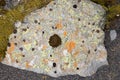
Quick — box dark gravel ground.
[0,18,120,80]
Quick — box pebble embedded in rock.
[110,30,117,41]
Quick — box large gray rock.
[2,0,108,77]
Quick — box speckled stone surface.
[0,19,120,79]
[0,0,120,80]
[2,0,108,77]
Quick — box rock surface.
[4,0,29,9]
[2,0,108,77]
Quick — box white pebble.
[15,21,21,28]
[63,50,68,56]
[110,30,117,41]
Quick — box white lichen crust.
[2,0,108,77]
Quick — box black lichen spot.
[49,8,53,11]
[92,29,95,32]
[32,48,35,51]
[22,28,27,32]
[50,55,52,57]
[23,39,26,42]
[49,34,62,48]
[52,26,57,29]
[52,26,54,29]
[82,40,84,43]
[53,62,56,67]
[14,43,17,46]
[88,22,90,25]
[78,18,81,21]
[42,31,45,34]
[78,0,81,3]
[96,30,100,33]
[13,29,17,34]
[14,36,16,38]
[88,50,90,54]
[73,4,77,8]
[22,55,25,57]
[76,67,79,70]
[38,22,40,25]
[34,20,38,23]
[54,71,57,74]
[16,60,18,63]
[54,26,57,29]
[92,22,95,25]
[19,47,23,51]
[7,42,11,47]
[54,2,56,5]
[94,49,97,52]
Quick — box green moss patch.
[91,0,120,28]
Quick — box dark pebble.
[53,62,56,67]
[13,29,17,34]
[73,4,77,8]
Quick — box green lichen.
[0,0,52,61]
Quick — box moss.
[107,4,120,20]
[91,0,120,29]
[0,0,6,6]
[91,0,118,7]
[0,0,53,61]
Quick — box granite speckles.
[2,0,108,77]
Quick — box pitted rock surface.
[2,0,108,77]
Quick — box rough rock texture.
[5,0,23,9]
[2,0,108,77]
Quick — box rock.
[2,0,108,77]
[4,0,23,9]
[15,21,22,28]
[110,30,117,41]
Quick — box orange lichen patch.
[43,59,48,64]
[56,22,63,29]
[7,42,15,54]
[63,31,67,36]
[97,51,106,59]
[75,28,79,35]
[54,58,58,62]
[42,45,47,50]
[65,41,76,52]
[73,62,78,68]
[73,51,80,57]
[25,62,32,68]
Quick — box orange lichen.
[25,62,32,68]
[63,31,67,36]
[7,42,15,54]
[73,51,80,57]
[42,45,47,50]
[73,62,78,67]
[56,22,63,29]
[65,41,76,52]
[43,59,48,64]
